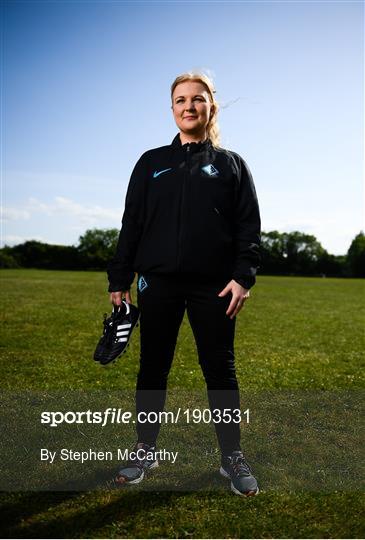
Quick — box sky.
[1,0,364,255]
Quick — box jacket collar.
[171,133,212,154]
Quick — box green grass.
[0,269,364,538]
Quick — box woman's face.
[172,81,213,138]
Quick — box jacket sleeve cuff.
[107,269,135,292]
[107,274,135,293]
[108,283,129,293]
[233,275,256,290]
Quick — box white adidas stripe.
[117,324,132,330]
[117,337,128,342]
[116,331,129,336]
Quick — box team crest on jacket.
[138,275,148,292]
[201,164,219,177]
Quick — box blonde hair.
[170,71,221,148]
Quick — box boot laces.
[232,455,251,477]
[101,313,115,347]
[101,306,125,346]
[128,444,152,470]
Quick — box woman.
[107,72,261,496]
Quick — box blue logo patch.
[153,168,172,178]
[138,275,148,292]
[202,164,219,177]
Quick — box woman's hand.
[109,290,133,306]
[218,279,250,319]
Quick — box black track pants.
[135,273,242,455]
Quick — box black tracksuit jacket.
[107,133,261,292]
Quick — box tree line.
[0,228,364,278]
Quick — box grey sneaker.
[114,442,159,485]
[220,450,259,496]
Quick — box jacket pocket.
[213,207,232,238]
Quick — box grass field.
[0,269,364,538]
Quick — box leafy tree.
[260,231,286,274]
[0,249,19,268]
[347,231,365,277]
[77,228,119,269]
[260,230,327,276]
[317,252,347,277]
[9,241,81,269]
[282,231,326,275]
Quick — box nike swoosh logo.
[153,168,172,178]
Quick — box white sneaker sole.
[220,466,259,497]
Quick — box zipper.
[177,144,191,270]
